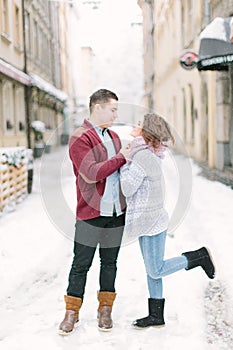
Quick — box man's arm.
[79,171,97,184]
[69,136,127,183]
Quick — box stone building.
[0,0,28,147]
[0,0,73,151]
[138,0,154,110]
[139,0,233,174]
[208,0,233,170]
[23,0,68,149]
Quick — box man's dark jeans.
[67,214,125,299]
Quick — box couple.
[58,89,215,335]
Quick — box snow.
[0,141,233,349]
[0,58,30,86]
[29,73,67,103]
[0,147,29,167]
[200,17,232,42]
[31,121,46,133]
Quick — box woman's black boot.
[132,298,165,329]
[182,247,215,279]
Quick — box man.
[59,89,129,335]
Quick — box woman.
[120,113,215,329]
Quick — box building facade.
[138,0,155,110]
[139,0,233,173]
[209,0,233,170]
[23,0,67,149]
[154,0,211,164]
[0,0,72,151]
[0,0,28,147]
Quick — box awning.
[29,73,68,102]
[197,17,233,71]
[0,58,30,85]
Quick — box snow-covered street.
[0,144,233,350]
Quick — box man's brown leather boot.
[97,291,116,331]
[58,295,82,335]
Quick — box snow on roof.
[200,16,233,42]
[0,59,68,102]
[29,73,68,102]
[0,58,30,86]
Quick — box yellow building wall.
[153,0,216,164]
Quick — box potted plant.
[31,120,45,158]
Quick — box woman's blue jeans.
[139,231,188,299]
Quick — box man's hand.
[119,144,131,159]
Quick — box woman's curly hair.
[141,113,175,150]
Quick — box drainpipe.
[22,0,31,149]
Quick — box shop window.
[6,119,13,130]
[3,82,14,133]
[19,121,25,131]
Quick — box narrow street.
[1,1,233,348]
[0,145,233,350]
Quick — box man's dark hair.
[89,89,118,113]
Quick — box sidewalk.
[197,161,233,189]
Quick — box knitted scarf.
[128,136,166,161]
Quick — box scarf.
[128,136,166,161]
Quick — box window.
[46,37,51,73]
[189,84,195,141]
[15,87,25,133]
[33,19,39,58]
[181,3,185,47]
[38,27,41,61]
[202,82,209,160]
[3,82,14,133]
[14,5,20,47]
[200,0,206,30]
[188,0,194,43]
[2,0,9,34]
[25,11,31,53]
[182,88,187,143]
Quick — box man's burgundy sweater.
[69,119,126,220]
